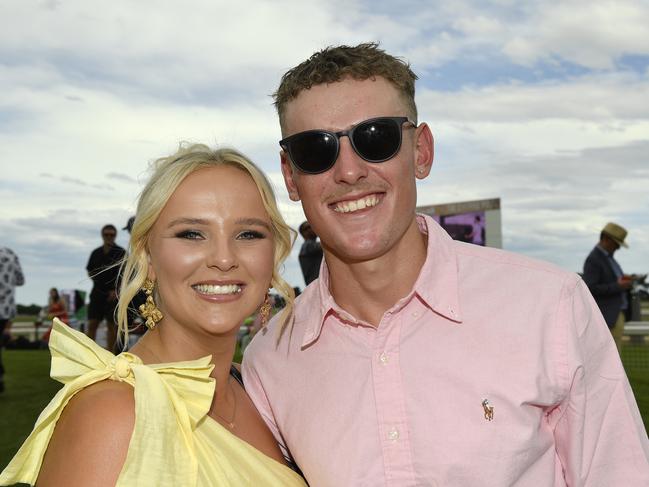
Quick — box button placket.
[387,427,400,441]
[371,309,416,482]
[379,351,389,365]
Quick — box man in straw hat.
[583,222,632,352]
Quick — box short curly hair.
[274,42,419,129]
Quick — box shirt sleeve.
[553,277,649,486]
[11,251,24,287]
[241,347,291,460]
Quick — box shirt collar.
[412,214,463,323]
[298,213,463,348]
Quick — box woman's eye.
[238,230,266,240]
[176,230,203,240]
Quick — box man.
[466,214,485,245]
[583,222,632,353]
[243,43,649,486]
[123,215,135,234]
[298,221,323,285]
[0,246,25,393]
[86,224,125,351]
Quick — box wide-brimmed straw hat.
[602,222,628,248]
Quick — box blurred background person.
[0,246,25,393]
[297,221,322,286]
[85,224,126,351]
[465,214,485,245]
[583,222,632,353]
[123,216,135,235]
[39,287,69,343]
[46,288,68,322]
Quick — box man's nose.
[332,137,368,185]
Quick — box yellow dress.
[0,319,307,486]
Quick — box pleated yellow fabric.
[0,319,306,486]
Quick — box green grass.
[621,344,649,429]
[0,350,61,470]
[11,315,38,323]
[1,344,648,471]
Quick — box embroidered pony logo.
[482,399,494,421]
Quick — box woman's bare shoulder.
[37,380,135,487]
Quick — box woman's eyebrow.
[167,217,209,228]
[235,217,271,231]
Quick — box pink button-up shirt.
[243,215,649,486]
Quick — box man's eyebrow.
[235,217,272,231]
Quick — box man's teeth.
[334,195,379,213]
[193,284,242,295]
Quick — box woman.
[46,288,68,322]
[0,144,306,486]
[40,288,69,343]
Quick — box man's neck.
[325,218,428,326]
[598,241,615,256]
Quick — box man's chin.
[326,238,391,264]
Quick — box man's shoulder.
[89,245,103,256]
[442,243,589,313]
[0,247,18,262]
[111,244,126,255]
[454,241,571,275]
[585,246,604,262]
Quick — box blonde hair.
[117,143,295,345]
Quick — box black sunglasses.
[280,116,415,174]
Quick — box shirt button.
[379,352,389,365]
[387,428,399,441]
[412,311,419,317]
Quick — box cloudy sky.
[2,0,648,307]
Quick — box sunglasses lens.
[352,118,401,162]
[287,131,338,173]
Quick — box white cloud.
[2,0,649,306]
[418,71,649,123]
[503,1,649,69]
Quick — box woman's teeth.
[193,284,242,295]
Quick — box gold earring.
[259,293,272,327]
[139,278,163,329]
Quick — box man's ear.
[414,122,434,179]
[281,151,301,201]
